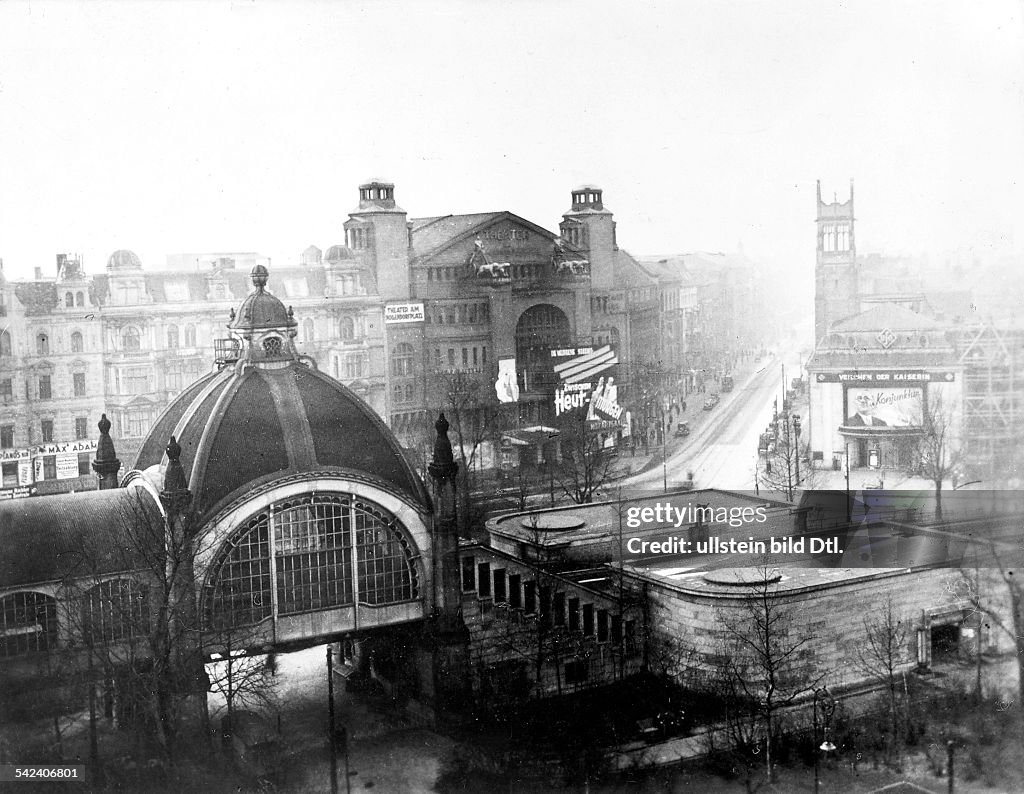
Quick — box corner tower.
[814,179,858,343]
[344,179,411,301]
[560,185,616,289]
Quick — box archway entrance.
[514,305,571,424]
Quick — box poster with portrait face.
[845,387,923,427]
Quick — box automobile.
[702,394,719,410]
[674,421,690,437]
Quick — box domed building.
[0,266,467,725]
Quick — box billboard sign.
[818,371,955,383]
[384,303,425,324]
[552,345,618,384]
[845,387,923,427]
[495,358,520,403]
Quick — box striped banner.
[553,345,618,384]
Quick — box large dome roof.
[133,264,430,523]
[133,361,431,523]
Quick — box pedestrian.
[682,400,687,413]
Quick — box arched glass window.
[184,325,197,347]
[165,325,178,349]
[82,579,150,645]
[36,333,50,356]
[340,316,356,341]
[303,318,315,343]
[121,327,141,352]
[76,292,85,307]
[204,493,419,629]
[391,343,415,376]
[65,292,74,308]
[0,592,58,657]
[1,330,13,357]
[70,331,84,353]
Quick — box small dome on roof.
[325,245,356,263]
[107,250,143,270]
[231,265,295,331]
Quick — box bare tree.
[856,594,909,768]
[757,416,822,501]
[554,414,617,505]
[952,545,1024,704]
[428,370,511,534]
[722,564,824,783]
[911,392,965,521]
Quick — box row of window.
[0,581,150,658]
[430,346,489,370]
[62,291,87,309]
[331,353,369,380]
[24,372,89,402]
[424,301,491,326]
[0,416,91,448]
[461,555,625,645]
[821,223,852,253]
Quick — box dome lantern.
[226,265,300,367]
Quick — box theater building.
[805,303,963,473]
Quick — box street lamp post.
[812,686,837,794]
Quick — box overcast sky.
[1,0,1021,288]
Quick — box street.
[622,351,803,495]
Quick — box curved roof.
[133,361,431,524]
[0,486,163,589]
[231,265,295,331]
[107,249,143,270]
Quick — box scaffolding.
[956,322,1024,481]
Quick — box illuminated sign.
[384,303,425,324]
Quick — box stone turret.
[92,414,121,490]
[427,413,470,721]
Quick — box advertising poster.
[845,387,923,427]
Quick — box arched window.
[1,330,12,357]
[82,579,150,645]
[204,493,419,629]
[340,316,356,341]
[65,292,74,308]
[391,343,415,376]
[76,292,85,307]
[184,324,197,347]
[303,318,315,343]
[121,326,141,352]
[1,591,58,657]
[70,331,84,353]
[515,304,571,390]
[166,325,179,349]
[36,332,49,356]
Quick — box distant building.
[809,181,1024,481]
[1,181,775,496]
